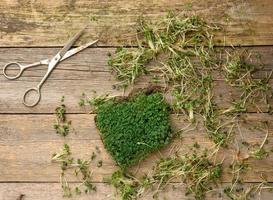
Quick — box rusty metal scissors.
[3,27,98,107]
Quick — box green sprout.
[109,170,139,200]
[52,144,97,197]
[108,12,235,147]
[53,101,72,137]
[103,11,273,200]
[223,51,273,114]
[78,91,113,111]
[95,92,172,168]
[249,129,269,160]
[109,150,222,200]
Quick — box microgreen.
[150,151,222,199]
[95,92,172,168]
[53,101,72,137]
[97,160,103,168]
[52,144,97,197]
[224,179,273,200]
[107,12,235,146]
[109,149,222,200]
[249,127,269,160]
[52,144,73,170]
[91,152,96,160]
[78,92,112,111]
[108,12,218,89]
[108,170,139,200]
[104,11,273,200]
[223,51,273,114]
[225,156,250,199]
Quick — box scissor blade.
[58,26,87,58]
[60,39,99,61]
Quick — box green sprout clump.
[52,144,97,197]
[223,51,272,114]
[109,170,138,200]
[53,100,72,137]
[95,92,172,168]
[108,150,222,200]
[151,152,222,200]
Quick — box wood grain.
[0,114,272,183]
[1,183,273,200]
[1,0,273,46]
[0,47,272,114]
[1,1,273,199]
[3,139,273,183]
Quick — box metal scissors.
[3,27,98,107]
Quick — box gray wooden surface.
[0,0,273,199]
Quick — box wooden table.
[0,1,273,199]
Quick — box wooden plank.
[1,183,272,200]
[0,47,272,114]
[0,113,272,183]
[1,114,273,141]
[1,47,273,75]
[0,183,114,200]
[0,76,272,113]
[1,0,273,46]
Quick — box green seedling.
[109,149,222,200]
[104,11,273,200]
[249,130,269,160]
[223,51,273,114]
[53,101,72,137]
[95,92,172,168]
[52,144,97,197]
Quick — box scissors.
[3,27,98,107]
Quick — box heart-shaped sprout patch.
[95,92,172,168]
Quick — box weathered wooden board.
[1,1,273,199]
[1,137,273,184]
[1,114,272,141]
[1,0,273,46]
[1,182,273,200]
[0,47,272,114]
[1,47,273,75]
[0,114,272,183]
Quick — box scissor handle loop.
[3,62,24,80]
[23,87,41,107]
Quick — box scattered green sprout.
[150,151,222,199]
[89,15,98,22]
[78,92,112,112]
[52,144,73,170]
[52,144,97,197]
[61,175,73,197]
[97,160,103,168]
[61,95,65,102]
[105,11,273,200]
[108,12,273,149]
[224,179,273,200]
[109,170,139,200]
[108,12,218,89]
[225,154,250,199]
[53,101,72,137]
[91,152,96,160]
[45,10,273,200]
[55,104,66,122]
[108,12,236,146]
[224,185,254,200]
[109,149,222,200]
[223,50,273,114]
[249,127,269,160]
[95,92,172,168]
